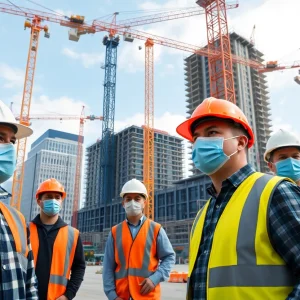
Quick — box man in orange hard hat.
[176,97,300,300]
[29,178,86,300]
[103,178,175,300]
[0,100,38,299]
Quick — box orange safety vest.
[29,222,79,300]
[0,202,28,257]
[112,218,161,300]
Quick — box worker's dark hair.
[38,191,63,200]
[191,117,250,139]
[0,123,18,134]
[268,146,300,163]
[123,193,146,200]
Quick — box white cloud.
[0,94,103,198]
[0,63,24,88]
[271,117,300,137]
[115,111,185,136]
[118,37,163,73]
[55,9,73,18]
[8,94,101,148]
[266,68,298,91]
[62,48,104,68]
[230,0,300,62]
[118,0,299,83]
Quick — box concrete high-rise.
[184,32,271,174]
[79,125,184,232]
[21,129,81,224]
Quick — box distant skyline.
[0,0,299,193]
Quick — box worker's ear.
[268,161,276,174]
[36,198,42,207]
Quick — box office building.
[79,125,184,232]
[80,173,211,254]
[21,129,80,223]
[184,32,271,174]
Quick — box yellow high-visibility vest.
[187,172,295,300]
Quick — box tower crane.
[196,0,236,103]
[91,10,300,220]
[2,2,299,221]
[0,2,213,212]
[91,4,237,223]
[250,25,256,45]
[259,60,300,73]
[16,109,103,227]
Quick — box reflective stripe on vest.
[0,202,28,257]
[30,223,79,299]
[114,219,157,280]
[188,173,295,300]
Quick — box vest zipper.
[127,219,146,298]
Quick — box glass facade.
[21,130,79,224]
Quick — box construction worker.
[30,178,86,300]
[176,97,300,300]
[264,129,300,185]
[103,178,175,300]
[0,100,38,298]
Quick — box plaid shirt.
[190,164,300,300]
[0,211,38,299]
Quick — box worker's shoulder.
[254,173,299,191]
[112,220,125,228]
[1,202,26,221]
[274,177,300,193]
[147,219,163,230]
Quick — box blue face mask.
[42,199,61,216]
[192,137,238,175]
[0,143,16,184]
[275,158,300,181]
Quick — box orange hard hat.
[36,178,66,200]
[176,97,254,148]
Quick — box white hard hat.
[120,178,148,199]
[264,129,300,162]
[0,100,32,139]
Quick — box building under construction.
[185,32,271,174]
[78,125,184,234]
[79,32,274,255]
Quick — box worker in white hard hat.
[0,100,38,298]
[103,178,175,300]
[264,129,300,185]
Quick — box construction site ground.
[77,264,188,299]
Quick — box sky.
[0,0,299,193]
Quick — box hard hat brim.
[120,192,148,199]
[264,144,300,162]
[1,121,33,139]
[36,190,67,200]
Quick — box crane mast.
[11,17,48,209]
[144,39,155,220]
[197,0,236,103]
[100,33,119,228]
[72,107,85,228]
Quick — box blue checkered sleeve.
[269,180,300,299]
[0,214,38,299]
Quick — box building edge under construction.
[185,32,272,175]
